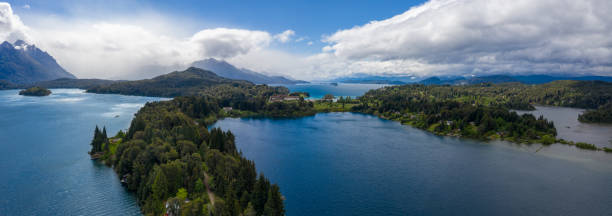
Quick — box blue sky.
[8,0,425,53]
[1,0,611,80]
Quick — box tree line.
[92,86,288,215]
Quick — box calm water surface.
[3,87,612,216]
[213,112,612,216]
[281,83,390,99]
[515,106,612,148]
[0,89,163,215]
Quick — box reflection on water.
[515,106,612,148]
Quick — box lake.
[2,87,612,216]
[515,106,612,148]
[0,89,163,215]
[213,112,612,216]
[280,83,391,99]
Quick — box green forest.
[88,69,612,216]
[353,86,558,143]
[579,103,612,123]
[352,81,611,143]
[90,95,287,216]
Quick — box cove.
[0,89,163,215]
[213,112,612,216]
[515,106,612,148]
[280,83,391,99]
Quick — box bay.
[0,89,164,216]
[515,106,612,148]
[280,83,391,99]
[213,112,612,215]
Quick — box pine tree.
[102,126,109,152]
[252,174,270,215]
[263,184,284,216]
[90,126,101,153]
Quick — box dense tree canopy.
[19,86,51,96]
[579,103,612,123]
[95,94,285,215]
[89,78,612,215]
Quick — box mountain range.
[192,58,307,84]
[2,39,610,89]
[331,74,612,85]
[329,74,413,84]
[0,40,75,84]
[419,75,612,85]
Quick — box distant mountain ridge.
[86,67,253,97]
[192,58,307,84]
[330,74,414,84]
[332,74,612,85]
[0,40,75,84]
[419,75,612,85]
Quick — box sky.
[1,0,612,80]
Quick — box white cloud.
[22,4,30,9]
[26,20,274,79]
[323,0,612,76]
[0,3,278,80]
[31,22,192,79]
[0,2,30,42]
[190,28,271,58]
[4,0,612,81]
[273,29,295,43]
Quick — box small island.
[19,87,52,96]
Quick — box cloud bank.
[0,2,29,42]
[1,0,612,80]
[22,16,286,79]
[323,0,612,77]
[0,3,296,79]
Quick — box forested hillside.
[89,81,317,215]
[87,78,612,215]
[354,88,558,143]
[579,103,612,123]
[353,80,612,143]
[86,67,254,97]
[366,80,611,110]
[91,96,288,216]
[32,78,120,89]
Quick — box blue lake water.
[2,86,612,216]
[213,113,612,216]
[0,89,163,215]
[280,83,390,99]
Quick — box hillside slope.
[86,67,254,97]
